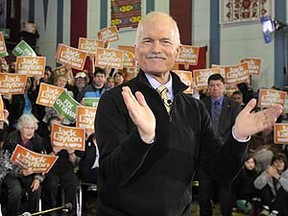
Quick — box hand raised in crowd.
[233,98,282,140]
[52,146,61,155]
[31,178,40,192]
[121,86,156,144]
[22,168,33,176]
[266,165,280,179]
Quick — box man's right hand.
[121,86,156,144]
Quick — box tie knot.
[214,101,220,106]
[157,85,168,95]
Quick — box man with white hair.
[95,11,282,216]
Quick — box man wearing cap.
[72,71,89,99]
[76,67,109,103]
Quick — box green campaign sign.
[53,91,81,123]
[0,51,8,57]
[12,40,36,57]
[83,97,100,108]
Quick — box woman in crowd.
[254,152,288,216]
[1,114,46,216]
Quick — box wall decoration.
[110,0,142,30]
[220,0,273,24]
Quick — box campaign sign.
[0,32,8,57]
[241,58,261,76]
[0,94,3,121]
[83,97,100,108]
[274,123,288,144]
[10,144,58,173]
[95,47,124,69]
[176,45,199,65]
[193,68,221,90]
[173,70,193,94]
[51,124,85,151]
[0,73,27,95]
[56,44,87,70]
[16,56,46,77]
[257,89,286,108]
[78,37,105,55]
[224,62,250,85]
[53,91,81,123]
[76,106,97,131]
[97,26,119,42]
[36,83,64,107]
[12,40,36,57]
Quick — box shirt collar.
[211,96,224,106]
[144,72,173,99]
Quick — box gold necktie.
[157,85,172,113]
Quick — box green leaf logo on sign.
[12,40,36,57]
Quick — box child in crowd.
[254,153,288,216]
[233,151,259,214]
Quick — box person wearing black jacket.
[95,11,282,216]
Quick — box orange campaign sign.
[0,73,27,95]
[257,89,286,108]
[36,83,64,107]
[95,47,124,69]
[0,32,7,53]
[224,62,250,84]
[173,70,193,94]
[225,83,238,96]
[241,58,261,76]
[97,25,120,42]
[0,94,3,121]
[211,64,228,79]
[193,68,221,90]
[176,45,199,65]
[274,123,288,144]
[16,56,46,77]
[78,37,105,55]
[56,43,87,70]
[10,144,58,173]
[76,106,97,131]
[51,124,85,151]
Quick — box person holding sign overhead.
[95,11,283,216]
[1,114,46,216]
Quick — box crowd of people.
[0,10,287,216]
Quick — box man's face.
[208,80,226,99]
[135,20,179,75]
[93,73,106,88]
[232,94,243,104]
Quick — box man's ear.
[175,46,181,59]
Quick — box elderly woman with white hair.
[1,114,46,216]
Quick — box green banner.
[53,91,81,123]
[12,40,36,57]
[83,97,100,108]
[0,51,8,57]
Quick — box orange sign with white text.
[241,58,261,76]
[193,68,221,90]
[0,94,3,121]
[274,123,288,144]
[56,44,87,70]
[258,89,286,108]
[173,70,193,94]
[78,37,105,55]
[97,26,119,42]
[10,144,58,173]
[16,56,46,77]
[51,124,85,151]
[0,32,7,53]
[176,45,199,65]
[95,47,124,69]
[76,106,97,131]
[36,83,64,107]
[0,73,27,95]
[224,62,250,84]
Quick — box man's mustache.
[146,53,167,59]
